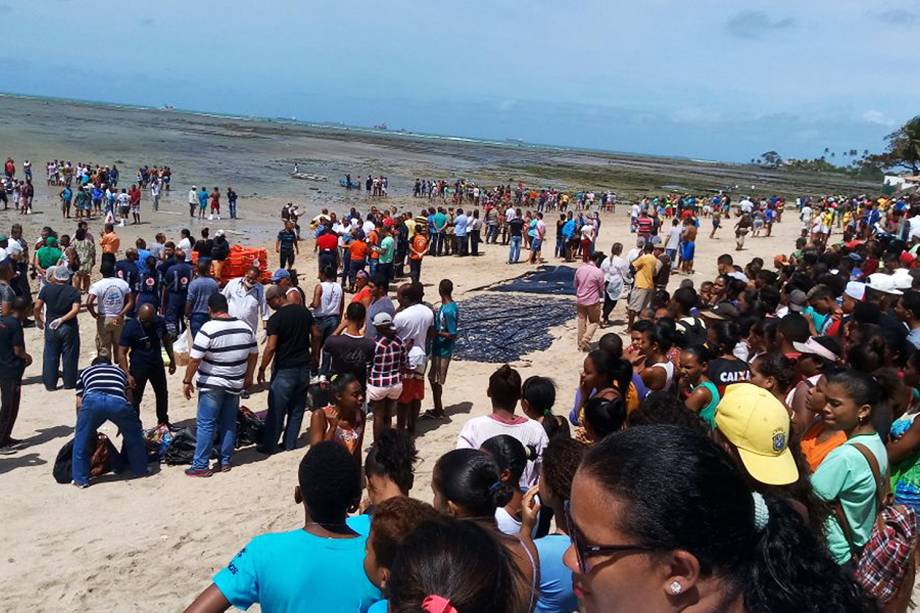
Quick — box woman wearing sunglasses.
[564,425,872,613]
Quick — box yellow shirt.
[633,253,658,290]
[405,218,416,237]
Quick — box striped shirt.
[189,316,258,394]
[76,364,130,400]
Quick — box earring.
[669,581,682,595]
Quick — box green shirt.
[378,236,395,264]
[37,246,63,269]
[811,433,888,565]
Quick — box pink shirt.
[574,263,605,305]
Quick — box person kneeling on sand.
[71,355,149,488]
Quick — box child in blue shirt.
[184,442,382,613]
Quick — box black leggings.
[602,291,617,322]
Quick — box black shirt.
[509,218,525,237]
[266,304,315,369]
[119,316,168,370]
[277,229,297,251]
[0,315,24,378]
[194,238,213,258]
[707,357,751,394]
[116,259,140,293]
[323,333,375,385]
[38,283,81,327]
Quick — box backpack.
[833,443,918,612]
[52,433,123,484]
[163,427,198,465]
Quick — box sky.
[1,0,917,162]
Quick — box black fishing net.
[452,293,574,363]
[489,265,577,296]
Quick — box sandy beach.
[0,96,865,612]
[1,205,800,612]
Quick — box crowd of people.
[4,147,920,612]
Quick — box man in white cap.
[188,185,198,218]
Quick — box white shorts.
[366,382,402,402]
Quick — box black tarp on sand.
[489,265,576,296]
[452,293,573,363]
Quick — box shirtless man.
[681,220,698,274]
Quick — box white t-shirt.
[394,303,434,352]
[89,277,130,317]
[580,224,595,242]
[631,204,640,218]
[665,226,682,250]
[740,199,753,213]
[178,237,193,261]
[457,414,549,488]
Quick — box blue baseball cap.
[271,268,290,282]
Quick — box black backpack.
[163,428,198,465]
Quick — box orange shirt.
[100,232,120,255]
[409,235,428,260]
[367,230,379,260]
[800,421,847,473]
[349,240,369,261]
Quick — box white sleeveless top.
[314,281,342,317]
[651,360,675,390]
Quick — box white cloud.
[862,109,896,127]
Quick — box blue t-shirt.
[346,514,372,536]
[454,214,469,237]
[535,534,578,613]
[186,277,220,314]
[431,301,459,358]
[214,529,382,613]
[368,600,388,613]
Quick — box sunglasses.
[565,500,654,574]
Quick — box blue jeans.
[348,259,365,287]
[73,392,148,485]
[43,324,80,391]
[228,200,237,219]
[508,236,522,263]
[189,312,209,341]
[192,388,240,469]
[262,367,310,452]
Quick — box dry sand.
[0,198,800,612]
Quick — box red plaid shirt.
[368,335,406,388]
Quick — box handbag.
[832,443,918,612]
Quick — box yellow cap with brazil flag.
[714,383,799,486]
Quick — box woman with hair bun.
[432,448,538,613]
[565,426,872,612]
[387,517,519,613]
